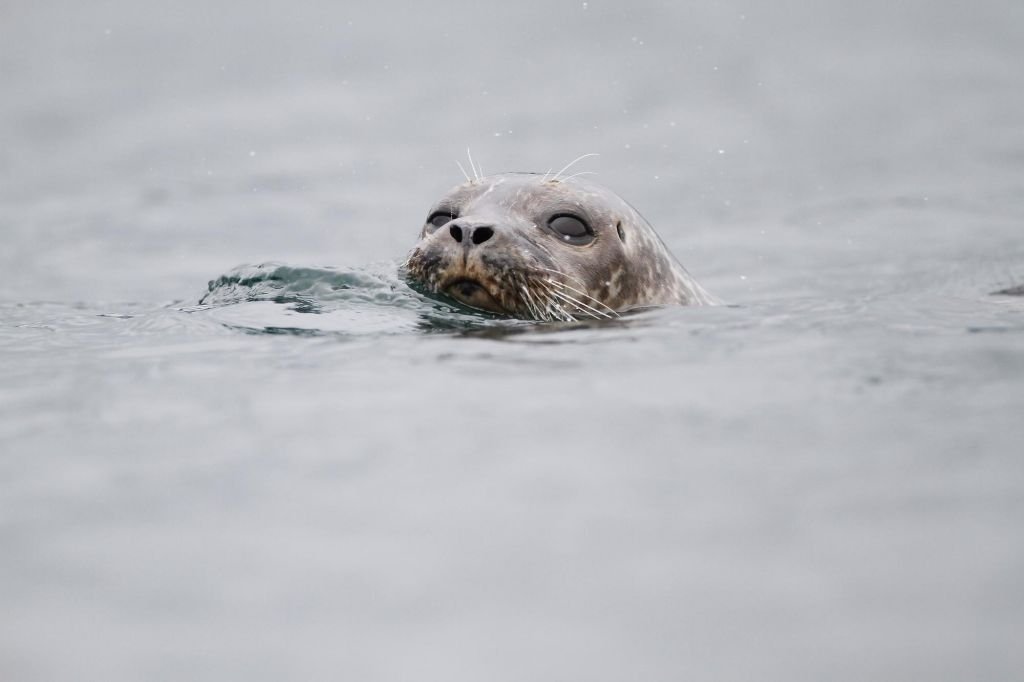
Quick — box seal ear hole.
[616,222,625,242]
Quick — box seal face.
[404,173,715,321]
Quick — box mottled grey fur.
[404,173,715,321]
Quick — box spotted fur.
[404,173,715,321]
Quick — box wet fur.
[404,173,715,321]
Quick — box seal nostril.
[449,225,463,242]
[472,227,494,245]
[616,221,625,242]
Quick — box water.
[2,1,1023,680]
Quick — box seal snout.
[443,277,502,313]
[447,223,495,246]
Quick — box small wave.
[190,262,530,337]
[198,262,409,308]
[993,283,1024,296]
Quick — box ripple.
[192,261,529,337]
[993,283,1024,296]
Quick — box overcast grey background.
[2,1,1023,680]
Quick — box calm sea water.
[2,1,1023,680]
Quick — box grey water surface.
[2,1,1024,680]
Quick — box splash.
[191,262,531,337]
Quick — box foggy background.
[2,1,1023,680]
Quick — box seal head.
[404,173,715,321]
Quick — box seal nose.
[448,223,494,246]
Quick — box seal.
[403,172,715,321]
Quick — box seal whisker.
[545,285,609,320]
[528,282,557,322]
[455,160,471,183]
[533,292,553,322]
[533,265,588,289]
[545,279,619,317]
[466,148,480,181]
[543,297,571,322]
[551,153,600,182]
[554,300,578,322]
[538,282,579,322]
[519,284,543,321]
[546,288,586,316]
[559,170,598,182]
[535,282,557,319]
[545,284,614,319]
[534,266,619,316]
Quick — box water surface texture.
[2,1,1023,680]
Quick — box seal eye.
[548,214,591,243]
[426,211,457,232]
